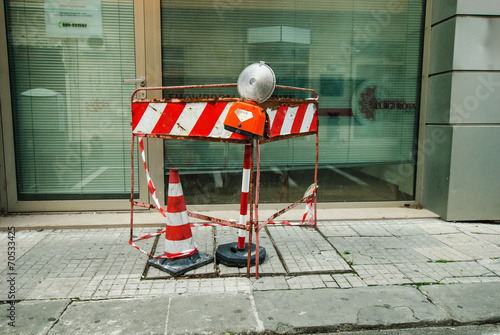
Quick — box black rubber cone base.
[148,250,214,277]
[216,242,266,267]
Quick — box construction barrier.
[129,84,318,278]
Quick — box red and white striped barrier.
[131,101,317,139]
[164,169,198,259]
[237,144,252,249]
[266,103,317,138]
[132,102,246,140]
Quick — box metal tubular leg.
[247,141,254,277]
[314,132,319,229]
[238,144,252,250]
[254,140,261,278]
[130,134,136,241]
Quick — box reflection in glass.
[157,0,424,204]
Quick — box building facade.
[0,0,498,221]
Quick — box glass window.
[160,0,424,204]
[6,0,137,200]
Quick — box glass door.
[2,0,156,211]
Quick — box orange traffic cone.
[148,169,213,276]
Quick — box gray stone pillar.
[422,0,500,220]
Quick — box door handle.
[123,76,145,87]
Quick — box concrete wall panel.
[429,18,456,74]
[433,0,500,24]
[426,73,452,123]
[427,72,500,124]
[457,0,500,16]
[432,0,457,24]
[447,126,500,220]
[454,17,500,71]
[421,126,453,218]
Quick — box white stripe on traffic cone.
[164,169,198,259]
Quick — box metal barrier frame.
[130,85,318,278]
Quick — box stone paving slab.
[0,228,153,300]
[416,221,462,235]
[253,286,450,333]
[471,233,500,246]
[167,294,262,335]
[419,282,500,324]
[394,261,496,284]
[398,234,475,262]
[268,226,351,274]
[329,236,430,265]
[0,299,70,334]
[353,264,412,286]
[346,221,393,237]
[433,233,500,260]
[477,258,500,276]
[50,297,170,334]
[316,221,360,237]
[0,229,50,273]
[455,223,500,235]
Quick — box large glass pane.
[6,0,138,200]
[161,0,424,204]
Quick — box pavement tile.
[50,297,170,334]
[433,233,500,260]
[348,221,392,237]
[420,282,500,324]
[329,236,429,265]
[268,226,351,273]
[251,275,289,290]
[354,264,412,286]
[470,234,500,247]
[0,299,70,335]
[399,234,474,262]
[287,275,327,289]
[477,258,500,276]
[414,247,474,262]
[332,273,354,288]
[254,286,450,332]
[167,294,261,334]
[382,224,428,236]
[317,221,359,237]
[416,221,461,235]
[395,261,495,284]
[440,276,500,284]
[454,223,500,235]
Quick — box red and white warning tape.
[138,137,166,217]
[129,230,198,259]
[301,184,318,225]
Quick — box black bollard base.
[148,250,214,277]
[216,242,266,268]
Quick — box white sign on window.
[45,0,102,38]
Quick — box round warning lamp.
[237,61,276,104]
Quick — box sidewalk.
[1,210,500,334]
